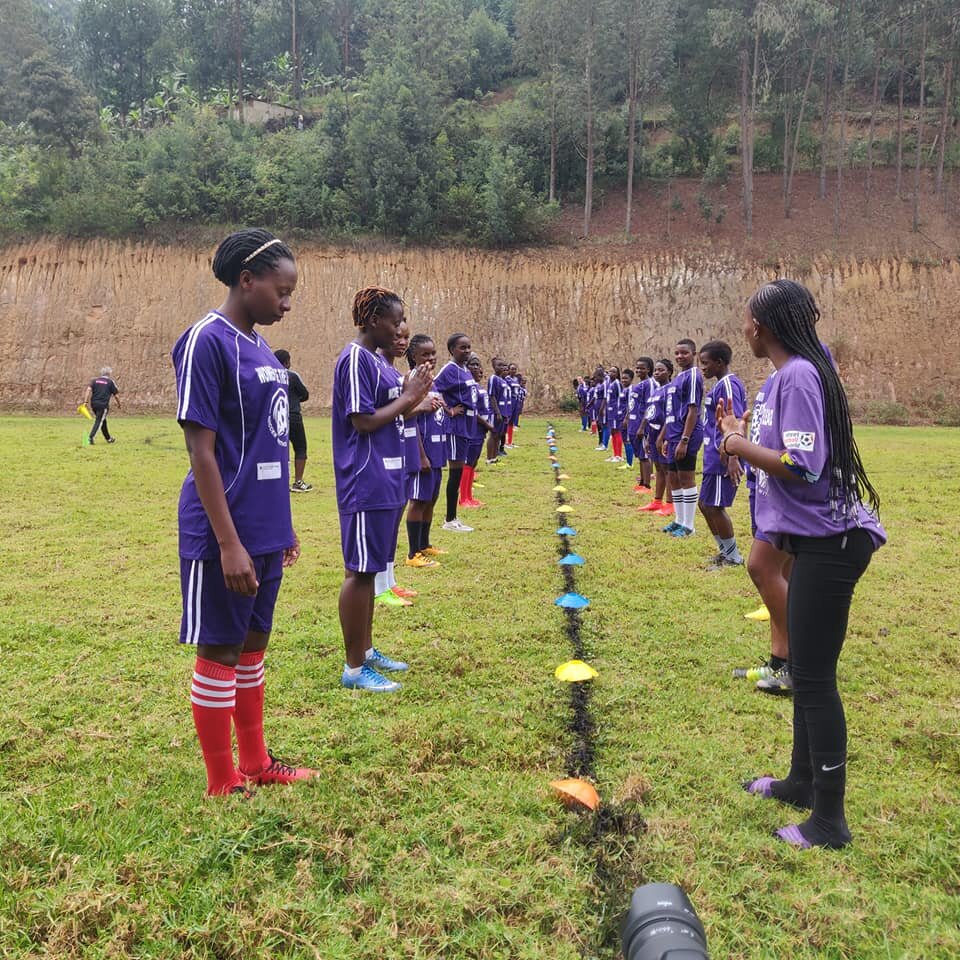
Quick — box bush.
[861,401,911,425]
[558,395,580,413]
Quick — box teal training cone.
[555,592,590,609]
[559,554,585,566]
[556,526,577,536]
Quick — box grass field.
[0,415,957,959]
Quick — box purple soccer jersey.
[643,384,668,463]
[604,379,623,430]
[173,310,295,560]
[434,361,478,437]
[752,356,886,549]
[702,373,747,475]
[331,342,406,513]
[488,372,513,422]
[477,384,492,429]
[419,396,449,469]
[664,366,705,448]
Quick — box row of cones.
[546,424,601,813]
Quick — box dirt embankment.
[1,231,958,418]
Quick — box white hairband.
[242,238,283,263]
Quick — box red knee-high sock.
[459,465,471,504]
[590,420,597,434]
[466,465,475,501]
[191,657,240,795]
[235,650,270,776]
[612,431,623,457]
[507,424,514,445]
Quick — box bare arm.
[717,400,799,483]
[351,365,433,434]
[182,422,258,596]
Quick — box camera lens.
[621,883,709,960]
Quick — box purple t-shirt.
[604,379,622,429]
[752,356,886,548]
[332,342,406,513]
[173,310,294,560]
[703,373,747,475]
[643,384,667,445]
[488,373,512,420]
[664,366,705,447]
[477,385,492,427]
[434,361,478,438]
[419,396,449,468]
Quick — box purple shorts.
[339,508,403,573]
[699,473,738,509]
[747,486,772,543]
[408,467,442,503]
[630,431,647,460]
[179,551,283,645]
[465,439,484,466]
[448,434,470,463]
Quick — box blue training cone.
[556,526,577,536]
[559,553,585,566]
[555,592,590,609]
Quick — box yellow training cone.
[555,504,573,514]
[552,485,567,493]
[77,403,94,421]
[550,778,600,812]
[554,659,599,682]
[557,473,571,480]
[548,455,558,461]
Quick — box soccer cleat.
[732,661,775,681]
[472,481,485,489]
[756,665,793,695]
[242,753,320,786]
[634,484,652,494]
[442,519,474,532]
[106,437,116,444]
[707,554,744,571]
[655,504,675,516]
[485,458,500,465]
[617,464,629,470]
[290,479,313,492]
[460,498,485,508]
[661,521,682,533]
[670,525,694,538]
[366,647,409,672]
[594,445,606,451]
[420,546,448,557]
[404,553,440,568]
[392,585,418,599]
[341,663,401,692]
[375,590,412,607]
[638,500,663,512]
[744,604,771,622]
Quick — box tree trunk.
[896,40,904,198]
[626,54,638,234]
[865,54,880,209]
[583,42,594,238]
[782,56,792,200]
[834,59,849,238]
[819,41,834,199]
[739,38,755,236]
[936,47,955,194]
[912,12,927,232]
[784,32,819,218]
[292,0,301,103]
[549,60,558,203]
[234,0,244,122]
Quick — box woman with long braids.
[718,279,885,849]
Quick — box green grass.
[0,415,958,959]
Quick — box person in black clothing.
[274,349,312,491]
[83,367,120,445]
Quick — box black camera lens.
[621,883,709,960]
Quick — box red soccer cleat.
[638,500,663,512]
[242,753,320,787]
[461,498,485,508]
[655,504,675,516]
[392,585,418,599]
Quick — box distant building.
[230,98,298,126]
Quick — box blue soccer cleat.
[342,663,401,692]
[366,647,409,672]
[670,525,694,538]
[661,521,681,533]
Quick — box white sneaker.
[604,456,617,462]
[594,445,606,451]
[611,456,623,462]
[442,519,474,532]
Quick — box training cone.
[558,553,585,566]
[550,778,601,812]
[554,659,599,681]
[556,504,573,514]
[552,485,567,493]
[552,463,561,470]
[77,403,94,421]
[555,592,590,609]
[548,454,558,462]
[549,446,558,454]
[556,526,577,536]
[557,473,571,480]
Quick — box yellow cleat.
[420,546,448,557]
[744,604,770,622]
[404,553,440,568]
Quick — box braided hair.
[748,279,880,517]
[406,333,434,369]
[657,358,674,376]
[352,286,403,327]
[637,356,655,376]
[212,229,294,287]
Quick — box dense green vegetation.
[0,416,958,957]
[1,0,958,243]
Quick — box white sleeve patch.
[782,430,816,452]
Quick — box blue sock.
[624,441,634,466]
[600,426,609,448]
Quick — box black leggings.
[786,528,875,799]
[445,466,462,522]
[89,407,112,441]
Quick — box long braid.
[352,286,403,327]
[749,280,880,518]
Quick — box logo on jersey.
[783,430,815,452]
[267,388,289,444]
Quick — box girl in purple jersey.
[637,359,674,515]
[718,279,884,850]
[172,228,316,797]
